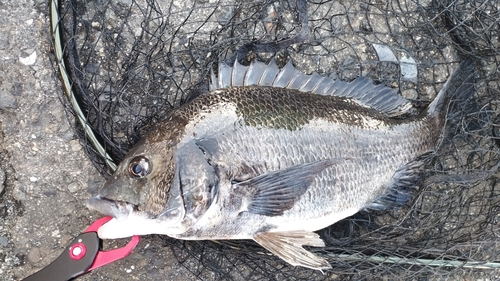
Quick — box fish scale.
[87,59,476,270]
[195,93,436,223]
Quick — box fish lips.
[86,196,136,220]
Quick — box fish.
[87,58,476,270]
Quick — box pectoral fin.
[234,159,347,216]
[254,231,331,271]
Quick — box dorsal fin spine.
[210,60,414,116]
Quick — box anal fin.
[254,231,331,271]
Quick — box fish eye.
[128,156,151,178]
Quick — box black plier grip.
[21,216,139,281]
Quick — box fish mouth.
[86,196,137,220]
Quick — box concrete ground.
[0,1,200,280]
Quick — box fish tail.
[368,59,477,211]
[427,58,478,147]
[427,58,477,118]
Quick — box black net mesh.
[50,0,500,279]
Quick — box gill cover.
[169,140,217,229]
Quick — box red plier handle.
[21,216,140,281]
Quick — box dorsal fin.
[210,59,414,117]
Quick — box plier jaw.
[21,216,140,281]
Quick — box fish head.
[86,129,217,239]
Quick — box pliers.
[21,216,140,281]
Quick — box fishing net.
[50,0,500,279]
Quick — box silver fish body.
[87,59,475,270]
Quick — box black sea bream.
[87,59,475,270]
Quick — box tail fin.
[427,58,476,116]
[427,58,478,149]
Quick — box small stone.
[27,247,44,263]
[30,142,39,151]
[62,131,74,142]
[29,177,38,182]
[69,139,81,151]
[0,236,8,247]
[19,51,37,66]
[0,92,18,109]
[12,186,27,201]
[67,182,79,193]
[136,257,148,267]
[402,88,418,100]
[343,56,355,66]
[0,170,5,195]
[134,27,142,37]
